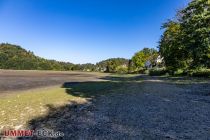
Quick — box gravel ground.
[27,76,210,140]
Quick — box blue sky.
[0,0,188,64]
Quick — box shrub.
[149,68,168,76]
[144,69,149,75]
[138,68,146,74]
[174,69,187,76]
[116,66,128,74]
[190,69,210,77]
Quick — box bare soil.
[0,70,108,95]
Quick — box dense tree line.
[0,43,160,73]
[72,63,96,71]
[159,0,210,73]
[0,43,129,72]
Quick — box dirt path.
[28,76,210,140]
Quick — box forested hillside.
[0,43,129,72]
[0,43,74,70]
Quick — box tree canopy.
[159,0,210,71]
[96,58,129,73]
[131,48,158,70]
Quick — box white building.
[156,55,163,64]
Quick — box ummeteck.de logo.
[0,129,64,138]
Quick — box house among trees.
[144,55,163,69]
[156,55,163,64]
[145,60,152,69]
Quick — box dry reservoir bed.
[0,70,108,94]
[0,70,210,139]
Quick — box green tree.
[97,58,129,73]
[159,0,210,71]
[159,21,189,71]
[131,48,158,70]
[180,0,210,68]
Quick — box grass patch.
[0,81,125,130]
[0,86,79,130]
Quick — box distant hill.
[0,43,74,70]
[0,43,130,72]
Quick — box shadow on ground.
[21,79,129,140]
[20,75,209,140]
[62,81,123,98]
